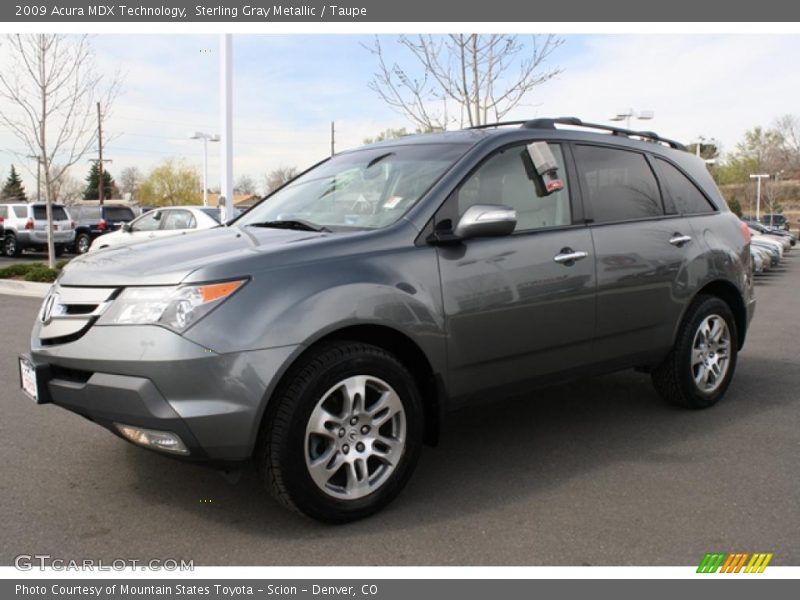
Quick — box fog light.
[114,423,190,455]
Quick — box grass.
[0,261,65,283]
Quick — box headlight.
[98,279,246,332]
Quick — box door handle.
[553,249,589,265]
[669,234,692,247]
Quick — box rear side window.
[655,158,715,214]
[33,206,69,221]
[573,145,663,223]
[103,206,135,221]
[161,210,196,230]
[78,206,101,220]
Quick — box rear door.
[435,141,597,403]
[572,143,699,365]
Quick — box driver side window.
[448,142,572,233]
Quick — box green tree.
[1,164,27,202]
[138,159,202,206]
[726,196,743,217]
[83,162,116,200]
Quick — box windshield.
[237,143,467,231]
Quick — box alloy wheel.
[691,314,731,394]
[304,375,406,500]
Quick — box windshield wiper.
[247,219,330,233]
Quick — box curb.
[0,279,51,298]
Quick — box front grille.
[39,286,118,345]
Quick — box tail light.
[25,219,34,230]
[70,221,75,229]
[98,218,106,231]
[740,222,752,243]
[0,216,4,225]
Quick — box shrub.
[22,265,59,283]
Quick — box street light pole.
[220,33,234,222]
[749,173,770,221]
[190,132,219,207]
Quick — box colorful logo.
[697,552,773,573]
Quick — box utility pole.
[330,121,335,156]
[96,102,105,204]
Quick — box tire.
[652,295,738,409]
[74,233,91,254]
[257,341,424,523]
[3,233,21,257]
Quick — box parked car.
[760,213,789,230]
[750,236,781,267]
[69,202,138,254]
[749,226,790,254]
[21,117,755,522]
[748,221,796,246]
[749,247,764,274]
[88,206,223,252]
[0,202,75,257]
[754,246,773,272]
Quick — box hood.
[59,226,329,286]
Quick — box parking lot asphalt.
[1,257,798,567]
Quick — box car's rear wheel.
[3,233,21,257]
[651,295,738,409]
[258,342,423,523]
[74,233,91,254]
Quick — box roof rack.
[467,117,687,151]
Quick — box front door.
[434,141,596,403]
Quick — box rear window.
[33,206,69,221]
[103,206,135,221]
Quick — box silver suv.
[0,202,75,257]
[20,118,755,522]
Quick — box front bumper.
[29,323,299,461]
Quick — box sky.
[1,33,798,196]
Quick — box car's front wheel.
[258,342,423,523]
[652,295,738,409]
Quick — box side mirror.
[453,204,516,239]
[121,222,132,233]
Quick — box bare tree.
[119,166,142,201]
[49,168,83,205]
[365,34,563,130]
[235,174,257,196]
[0,34,120,266]
[773,115,800,178]
[262,166,298,195]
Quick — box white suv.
[0,203,75,257]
